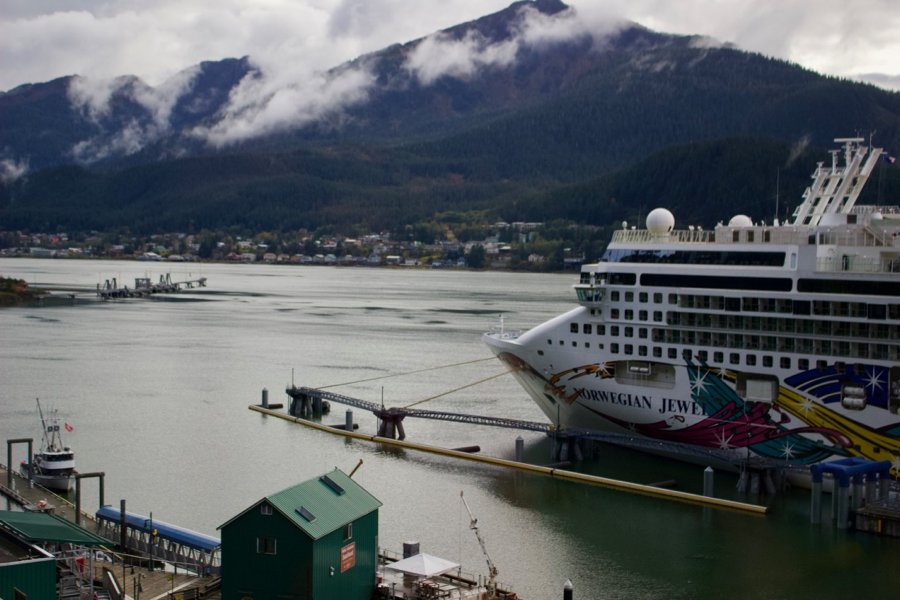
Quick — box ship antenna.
[774,168,780,225]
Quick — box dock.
[97,274,207,300]
[251,403,769,515]
[1,462,221,599]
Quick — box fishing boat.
[20,399,76,491]
[484,137,900,475]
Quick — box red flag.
[64,423,73,432]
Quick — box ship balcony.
[574,284,604,305]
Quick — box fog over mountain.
[0,1,898,235]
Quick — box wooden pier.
[97,274,207,300]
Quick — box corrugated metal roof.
[265,469,382,541]
[0,510,109,546]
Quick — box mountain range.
[1,0,898,235]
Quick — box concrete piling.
[702,467,714,497]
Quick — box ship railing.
[816,255,900,273]
[611,229,715,244]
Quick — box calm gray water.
[2,258,899,599]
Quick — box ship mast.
[790,137,883,226]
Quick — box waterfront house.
[219,468,381,600]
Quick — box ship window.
[572,341,577,347]
[625,292,634,302]
[653,347,662,358]
[611,326,620,336]
[611,291,620,301]
[538,350,544,356]
[763,355,773,367]
[653,311,663,322]
[625,344,633,354]
[547,339,552,345]
[730,353,740,365]
[746,354,757,366]
[733,231,740,242]
[625,310,634,320]
[682,349,693,360]
[611,309,620,319]
[611,343,620,354]
[639,292,648,303]
[714,351,724,363]
[585,342,590,348]
[559,340,564,345]
[654,293,663,303]
[597,325,606,335]
[625,327,633,337]
[639,346,648,356]
[868,304,887,320]
[639,310,648,321]
[570,323,578,333]
[747,231,755,242]
[816,360,827,370]
[780,357,791,369]
[639,328,648,339]
[668,348,677,359]
[697,350,708,362]
[799,359,809,370]
[583,324,592,334]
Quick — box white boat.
[484,137,900,475]
[21,399,76,491]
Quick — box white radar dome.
[646,208,675,234]
[728,214,753,227]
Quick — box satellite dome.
[646,208,675,234]
[728,214,753,227]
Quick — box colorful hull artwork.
[497,352,900,475]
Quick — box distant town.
[0,220,608,271]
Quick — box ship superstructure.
[484,137,900,472]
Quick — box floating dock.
[97,273,207,299]
[250,403,769,515]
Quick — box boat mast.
[36,398,50,449]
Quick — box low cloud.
[192,63,376,147]
[0,157,29,183]
[786,134,810,167]
[67,66,201,161]
[404,4,620,85]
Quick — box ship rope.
[316,357,496,390]
[403,371,510,409]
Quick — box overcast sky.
[2,0,899,94]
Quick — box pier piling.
[702,467,714,497]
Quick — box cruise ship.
[484,137,900,474]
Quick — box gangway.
[95,506,220,575]
[286,386,551,435]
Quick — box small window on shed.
[257,536,277,555]
[260,504,272,516]
[343,523,353,541]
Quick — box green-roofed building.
[219,468,382,600]
[0,510,109,600]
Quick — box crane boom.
[460,491,498,596]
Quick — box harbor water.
[2,258,899,599]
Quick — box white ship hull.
[485,138,900,474]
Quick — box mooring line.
[316,357,497,390]
[403,371,511,409]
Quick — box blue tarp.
[96,505,220,552]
